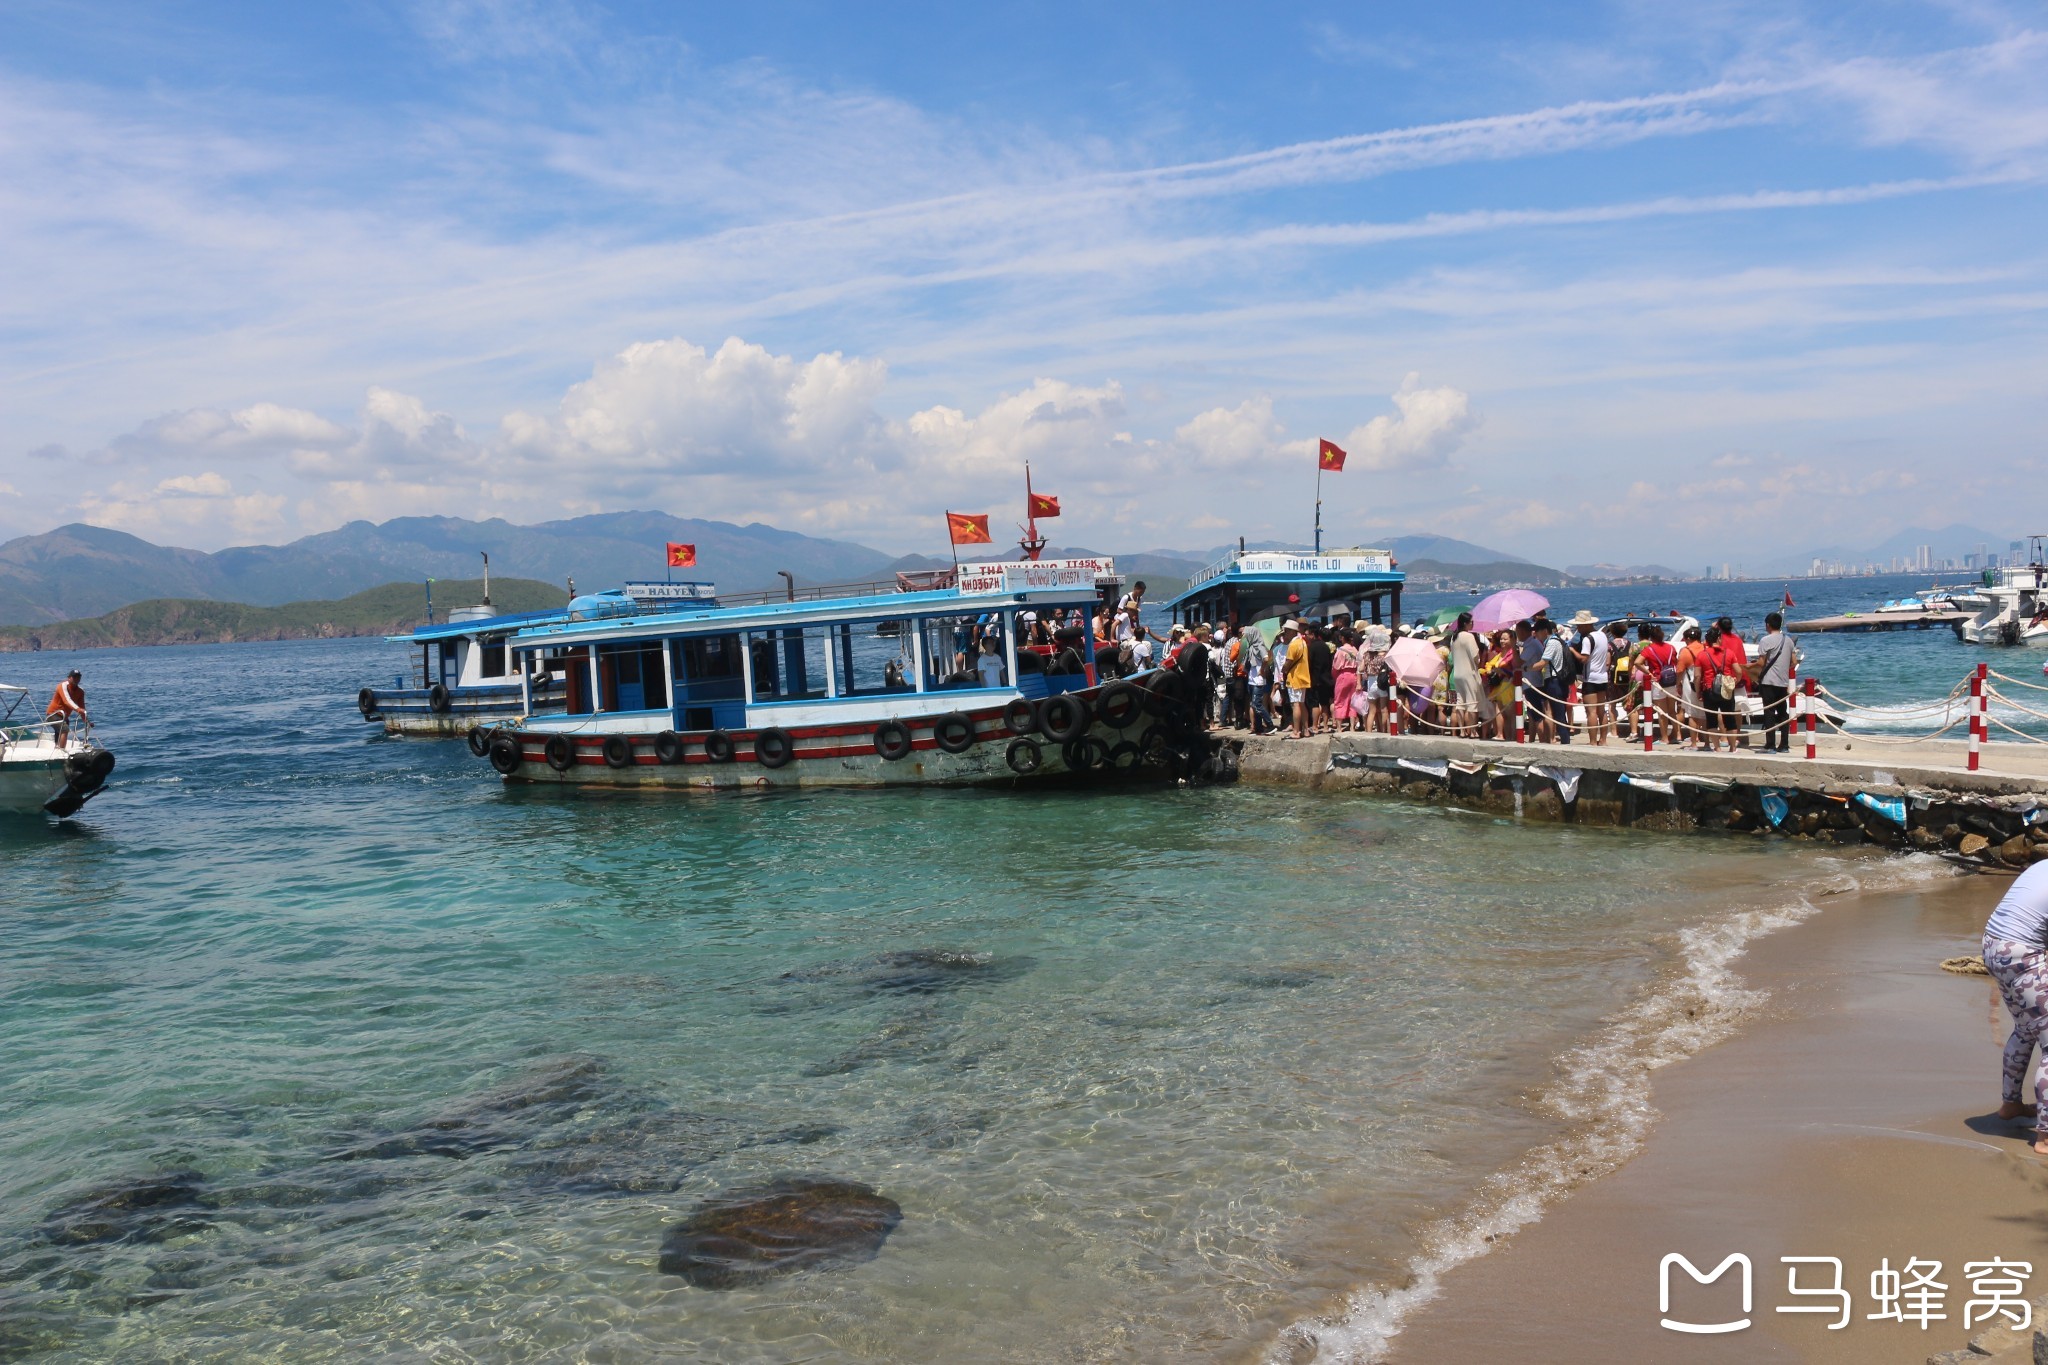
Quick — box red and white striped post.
[1514,690,1526,744]
[1641,700,1654,752]
[1803,677,1818,760]
[1969,663,1987,771]
[1389,688,1403,736]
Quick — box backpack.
[1551,638,1580,689]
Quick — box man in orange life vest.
[46,669,85,745]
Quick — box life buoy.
[754,728,795,769]
[1096,681,1141,729]
[544,735,575,772]
[357,687,379,718]
[429,683,452,714]
[704,730,736,763]
[1062,735,1105,773]
[1005,737,1042,774]
[1003,697,1039,735]
[873,720,913,761]
[602,735,633,769]
[489,736,524,774]
[466,726,490,756]
[654,731,684,764]
[933,712,976,754]
[1105,740,1141,770]
[1040,693,1090,743]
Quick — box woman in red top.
[1633,624,1678,746]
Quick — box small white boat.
[1955,541,2048,647]
[0,684,116,817]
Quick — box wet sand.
[1386,868,2048,1364]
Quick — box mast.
[1020,462,1047,561]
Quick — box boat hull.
[360,684,554,737]
[0,757,68,814]
[482,686,1208,790]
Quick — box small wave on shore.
[1267,853,1961,1365]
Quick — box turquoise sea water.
[0,633,1913,1361]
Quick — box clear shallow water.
[3,637,1871,1361]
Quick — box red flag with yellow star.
[1028,493,1061,518]
[1318,439,1347,472]
[666,542,696,567]
[946,512,992,545]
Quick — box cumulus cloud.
[110,402,353,461]
[903,377,1126,479]
[1340,373,1477,472]
[1171,396,1309,468]
[77,471,289,538]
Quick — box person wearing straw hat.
[1568,610,1611,745]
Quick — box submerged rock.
[657,1176,902,1289]
[333,1055,610,1161]
[509,1113,840,1196]
[37,1171,213,1247]
[778,950,1032,998]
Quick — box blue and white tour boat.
[468,556,1211,787]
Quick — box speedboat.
[358,583,718,736]
[1954,542,2048,647]
[0,684,116,817]
[467,555,1219,788]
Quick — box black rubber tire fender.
[704,730,737,764]
[1105,740,1142,771]
[489,736,524,775]
[602,735,633,769]
[654,730,684,764]
[754,728,795,769]
[1002,697,1039,735]
[1040,692,1090,743]
[1136,725,1172,765]
[429,682,452,714]
[1096,681,1142,730]
[1142,669,1187,716]
[466,726,491,757]
[873,720,914,761]
[1061,735,1106,773]
[358,687,379,718]
[1005,737,1043,775]
[932,712,977,754]
[544,735,576,772]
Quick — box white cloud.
[903,377,1126,480]
[77,471,288,538]
[1171,396,1307,468]
[1340,374,1478,472]
[116,402,352,459]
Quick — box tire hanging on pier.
[754,728,795,769]
[602,735,634,769]
[1005,737,1043,774]
[1096,682,1141,730]
[654,730,684,764]
[1040,693,1090,743]
[488,736,523,775]
[429,683,452,714]
[466,726,490,756]
[358,687,379,718]
[544,735,575,772]
[873,720,914,762]
[932,712,977,754]
[1002,698,1040,735]
[704,730,736,764]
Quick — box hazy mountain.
[1567,562,1689,581]
[1763,523,2015,575]
[0,514,896,626]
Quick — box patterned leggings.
[1984,934,2048,1107]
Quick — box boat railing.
[1187,551,1239,589]
[713,575,954,609]
[0,713,85,751]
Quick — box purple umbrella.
[1471,588,1550,634]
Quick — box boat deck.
[1786,610,1967,634]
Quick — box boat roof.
[386,604,577,644]
[0,683,27,693]
[508,581,1103,648]
[1165,547,1403,614]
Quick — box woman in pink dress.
[1331,629,1363,732]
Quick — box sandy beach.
[1382,861,2048,1364]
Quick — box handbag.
[1716,673,1738,701]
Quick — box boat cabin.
[1165,547,1405,630]
[507,560,1116,736]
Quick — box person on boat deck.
[1983,861,2048,1155]
[45,669,85,745]
[975,635,1006,688]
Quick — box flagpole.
[1314,461,1323,555]
[947,513,960,578]
[1024,463,1039,561]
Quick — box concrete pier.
[1227,728,2048,869]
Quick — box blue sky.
[0,1,2041,569]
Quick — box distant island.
[0,577,564,652]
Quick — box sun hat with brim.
[1568,609,1600,627]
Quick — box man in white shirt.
[1753,611,1798,751]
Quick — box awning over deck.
[1164,549,1406,628]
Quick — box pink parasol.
[1471,588,1550,634]
[1384,636,1445,686]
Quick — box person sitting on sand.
[1983,861,2048,1153]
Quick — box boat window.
[478,637,507,678]
[597,641,668,712]
[747,625,829,702]
[831,618,916,696]
[919,613,1005,689]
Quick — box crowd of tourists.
[1100,594,1800,752]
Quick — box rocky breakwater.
[1231,733,2048,870]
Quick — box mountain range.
[0,516,1552,627]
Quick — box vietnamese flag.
[1318,439,1347,472]
[946,512,993,545]
[666,542,696,568]
[1029,493,1061,519]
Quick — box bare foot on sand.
[1998,1101,2039,1122]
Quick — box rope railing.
[1988,667,2048,695]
